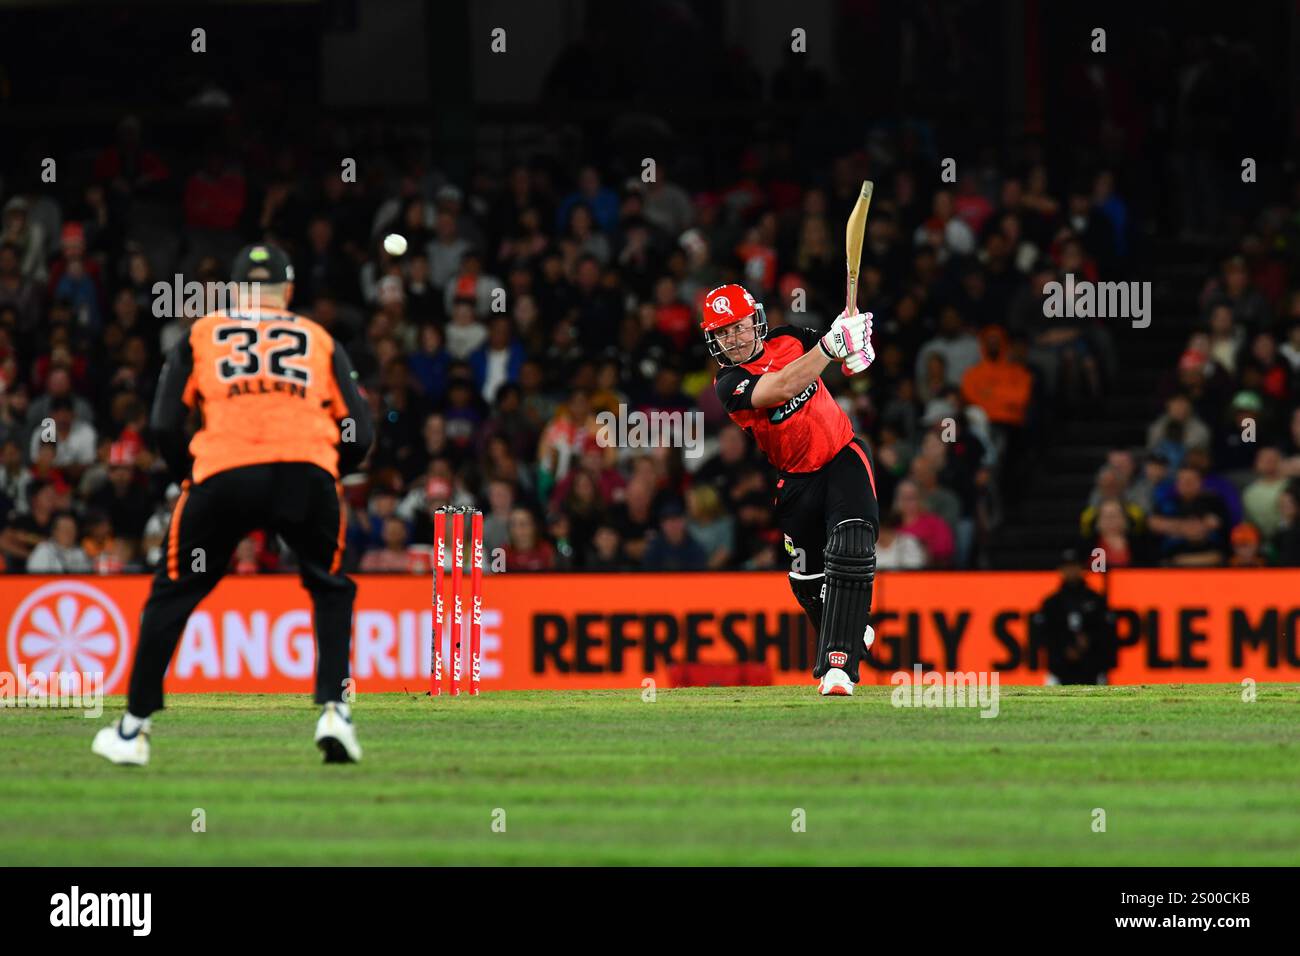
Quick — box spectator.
[685,484,733,570]
[1128,450,1171,516]
[960,325,1032,430]
[1242,447,1287,536]
[441,250,501,318]
[875,510,927,570]
[553,468,605,565]
[1270,484,1300,565]
[408,322,450,402]
[504,507,555,571]
[1228,522,1267,568]
[1200,255,1270,332]
[360,517,417,572]
[643,499,706,571]
[24,366,96,441]
[27,512,92,573]
[1148,465,1230,566]
[1085,498,1151,569]
[1,480,57,569]
[140,483,181,570]
[893,479,955,567]
[1080,466,1146,536]
[183,150,246,232]
[640,171,694,238]
[480,479,515,560]
[46,225,103,331]
[93,115,170,200]
[0,241,42,333]
[909,454,961,532]
[913,189,976,263]
[1146,393,1211,467]
[733,490,781,570]
[30,396,96,479]
[469,315,526,404]
[232,534,263,574]
[1215,390,1268,475]
[562,203,611,265]
[915,307,981,394]
[1,196,48,282]
[80,509,118,566]
[445,299,487,361]
[0,438,32,515]
[427,209,470,291]
[87,442,153,540]
[610,476,657,564]
[583,523,630,571]
[556,166,620,235]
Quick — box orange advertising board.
[2,570,1298,695]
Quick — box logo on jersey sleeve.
[732,378,751,396]
[768,380,818,423]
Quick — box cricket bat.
[842,180,873,375]
[844,179,873,315]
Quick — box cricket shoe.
[818,667,854,696]
[315,702,362,763]
[92,716,151,766]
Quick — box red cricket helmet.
[701,283,767,365]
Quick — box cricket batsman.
[704,284,878,695]
[93,243,374,765]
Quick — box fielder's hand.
[819,310,870,361]
[844,312,875,374]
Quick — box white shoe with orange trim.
[818,667,854,696]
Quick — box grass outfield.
[2,684,1298,865]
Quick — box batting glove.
[844,313,876,374]
[819,310,870,361]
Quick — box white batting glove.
[844,313,876,374]
[818,310,870,361]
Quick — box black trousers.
[775,437,881,573]
[126,462,355,715]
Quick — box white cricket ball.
[383,233,408,257]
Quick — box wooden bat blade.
[844,180,873,313]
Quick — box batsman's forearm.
[756,347,833,406]
[769,348,832,395]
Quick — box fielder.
[703,284,878,695]
[93,243,374,765]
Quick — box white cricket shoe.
[818,667,854,696]
[315,702,362,763]
[92,717,151,766]
[863,624,876,650]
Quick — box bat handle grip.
[843,278,861,377]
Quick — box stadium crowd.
[0,112,1141,574]
[1079,192,1300,567]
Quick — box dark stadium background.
[1,0,1298,575]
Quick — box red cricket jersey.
[713,326,855,474]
